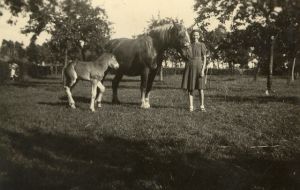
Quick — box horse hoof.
[70,104,76,109]
[141,104,150,109]
[97,103,102,108]
[90,108,96,112]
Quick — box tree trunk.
[266,36,275,95]
[229,62,234,75]
[64,48,68,68]
[291,57,296,82]
[254,62,261,81]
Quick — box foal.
[63,53,119,111]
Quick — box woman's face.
[192,32,200,41]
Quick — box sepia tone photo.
[0,0,299,189]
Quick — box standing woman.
[181,30,207,112]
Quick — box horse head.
[171,22,192,61]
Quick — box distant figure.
[9,62,19,80]
[181,30,207,112]
[62,53,119,112]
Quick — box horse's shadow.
[55,96,179,109]
[1,127,299,190]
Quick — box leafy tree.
[0,40,26,61]
[194,0,300,91]
[46,0,111,62]
[1,0,111,63]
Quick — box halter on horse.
[104,22,191,108]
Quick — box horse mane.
[148,23,174,45]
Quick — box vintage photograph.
[0,0,299,189]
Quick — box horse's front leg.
[144,66,160,108]
[112,73,123,104]
[96,81,105,108]
[90,80,98,112]
[141,68,150,109]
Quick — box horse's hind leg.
[112,73,123,104]
[90,79,98,112]
[96,81,105,108]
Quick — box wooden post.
[159,66,163,81]
[266,36,275,95]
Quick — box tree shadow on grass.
[208,94,300,105]
[6,80,61,89]
[0,128,299,190]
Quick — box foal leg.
[112,73,123,104]
[90,80,98,112]
[96,81,105,108]
[141,68,150,109]
[65,86,76,109]
[64,72,77,109]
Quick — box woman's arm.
[201,43,207,77]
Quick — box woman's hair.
[190,30,203,42]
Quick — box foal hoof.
[70,104,76,109]
[97,103,102,108]
[90,108,96,112]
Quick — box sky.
[0,0,219,47]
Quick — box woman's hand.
[200,70,205,77]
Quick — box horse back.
[105,37,157,75]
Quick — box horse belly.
[74,63,91,81]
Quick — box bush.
[0,61,10,83]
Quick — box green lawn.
[0,74,299,190]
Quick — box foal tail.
[62,67,66,86]
[62,60,69,87]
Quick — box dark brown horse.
[104,22,191,108]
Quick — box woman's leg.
[189,90,194,111]
[199,89,206,111]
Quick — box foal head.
[106,53,119,69]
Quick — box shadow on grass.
[56,96,180,109]
[38,101,67,107]
[8,80,61,88]
[0,128,299,190]
[208,94,300,105]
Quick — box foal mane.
[95,52,112,64]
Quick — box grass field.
[0,74,299,190]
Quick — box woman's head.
[191,30,203,42]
